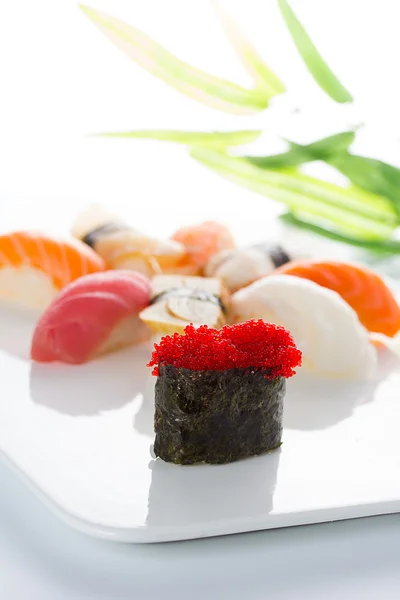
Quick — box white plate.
[1,197,400,543]
[1,300,400,543]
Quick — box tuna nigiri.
[72,205,185,277]
[275,260,400,337]
[232,274,377,379]
[31,270,151,364]
[171,221,235,275]
[0,230,106,310]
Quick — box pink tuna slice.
[31,270,151,364]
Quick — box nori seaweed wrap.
[147,319,302,466]
[154,365,285,465]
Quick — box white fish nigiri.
[205,243,292,292]
[232,275,377,379]
[31,271,151,364]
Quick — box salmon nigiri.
[31,270,151,364]
[0,230,106,310]
[275,260,400,337]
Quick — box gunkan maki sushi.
[147,319,302,465]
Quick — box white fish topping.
[205,248,276,292]
[232,274,377,379]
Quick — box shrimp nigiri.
[31,270,151,364]
[72,205,185,278]
[0,230,105,310]
[275,260,400,337]
[171,221,235,275]
[232,274,377,379]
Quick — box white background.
[1,1,400,598]
[1,0,400,205]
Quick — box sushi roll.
[205,243,292,292]
[147,320,302,465]
[72,205,185,277]
[171,220,235,275]
[31,270,151,364]
[232,275,378,379]
[0,230,105,310]
[274,260,400,337]
[139,274,231,336]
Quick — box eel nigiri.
[72,205,185,278]
[0,230,106,310]
[139,274,231,336]
[232,274,377,379]
[31,270,151,364]
[205,243,292,292]
[171,221,235,275]
[274,260,400,337]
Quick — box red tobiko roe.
[147,319,302,378]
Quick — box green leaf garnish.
[277,0,352,103]
[96,129,261,147]
[280,212,400,254]
[247,134,400,218]
[247,131,355,168]
[326,153,400,217]
[79,5,271,114]
[213,0,285,99]
[80,2,400,256]
[190,147,398,239]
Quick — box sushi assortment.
[1,206,399,465]
[0,211,397,373]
